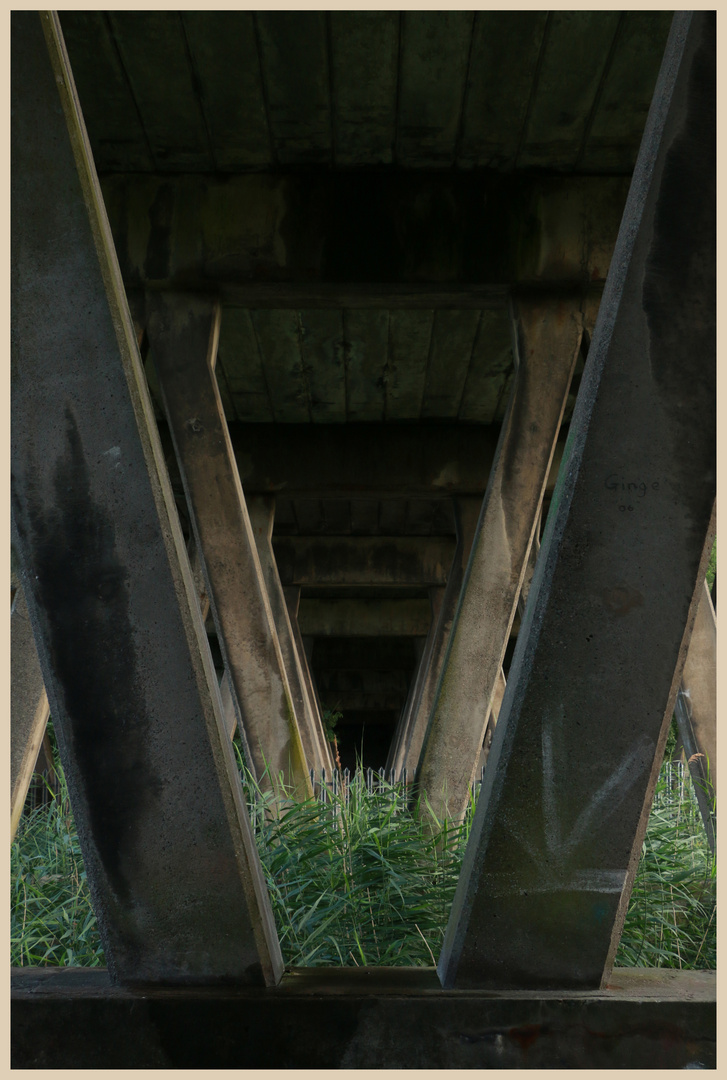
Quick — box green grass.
[11,767,104,968]
[11,729,715,971]
[615,760,716,969]
[242,765,470,967]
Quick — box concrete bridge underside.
[11,11,715,1068]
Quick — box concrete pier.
[387,497,480,777]
[11,12,282,986]
[439,11,715,990]
[247,496,333,775]
[417,299,582,821]
[146,293,311,797]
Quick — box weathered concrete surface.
[417,299,582,822]
[11,967,715,1069]
[440,12,716,990]
[11,573,51,840]
[247,497,332,776]
[100,172,629,296]
[273,536,455,587]
[298,598,431,638]
[674,577,717,850]
[387,498,480,776]
[231,423,499,498]
[387,588,444,775]
[284,587,326,734]
[679,580,716,793]
[146,293,311,798]
[11,12,282,986]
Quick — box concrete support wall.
[439,11,715,990]
[11,574,50,840]
[417,300,582,821]
[11,12,282,986]
[146,293,311,798]
[247,496,333,775]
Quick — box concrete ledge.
[12,967,715,1068]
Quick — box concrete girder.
[298,599,431,638]
[146,292,311,798]
[102,172,629,296]
[439,11,715,991]
[416,298,582,822]
[247,496,333,775]
[273,536,455,587]
[231,423,498,498]
[11,12,282,985]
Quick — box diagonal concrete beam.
[439,11,715,990]
[417,299,582,822]
[11,11,282,985]
[11,572,50,842]
[386,588,444,777]
[387,498,481,777]
[675,578,716,849]
[247,496,333,776]
[146,294,311,799]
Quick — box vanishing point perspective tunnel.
[11,10,715,1068]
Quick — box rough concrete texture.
[11,12,282,985]
[247,496,333,775]
[417,299,582,822]
[146,293,311,798]
[10,573,50,839]
[100,172,629,295]
[439,12,715,990]
[11,967,715,1069]
[273,536,455,587]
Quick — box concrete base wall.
[11,967,714,1069]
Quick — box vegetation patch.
[11,724,715,971]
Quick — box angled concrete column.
[440,12,715,990]
[146,294,311,798]
[298,627,324,719]
[248,496,333,776]
[11,572,50,841]
[417,299,582,822]
[387,587,444,776]
[675,578,716,849]
[11,12,282,985]
[387,498,481,777]
[479,668,507,774]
